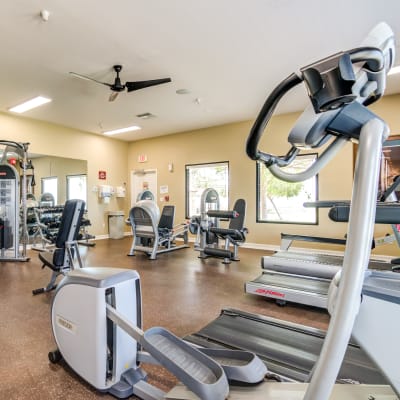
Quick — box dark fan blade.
[125,78,171,92]
[109,91,119,102]
[69,72,112,88]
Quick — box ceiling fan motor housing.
[111,65,125,91]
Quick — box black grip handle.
[246,73,302,165]
[207,210,238,219]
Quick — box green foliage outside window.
[257,154,318,224]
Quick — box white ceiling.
[0,0,400,142]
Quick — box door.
[131,169,157,207]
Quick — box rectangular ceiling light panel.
[103,125,142,136]
[9,96,52,113]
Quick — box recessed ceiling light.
[388,65,400,75]
[103,125,141,136]
[176,88,190,95]
[9,96,52,113]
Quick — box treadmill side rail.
[166,382,397,400]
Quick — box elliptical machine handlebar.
[246,24,394,183]
[245,73,303,167]
[245,69,349,183]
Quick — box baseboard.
[62,233,395,263]
[186,237,394,263]
[94,232,132,240]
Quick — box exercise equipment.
[29,206,64,250]
[76,216,96,247]
[32,199,85,295]
[0,140,31,261]
[190,189,248,263]
[136,189,154,201]
[190,188,220,249]
[49,267,267,399]
[186,22,399,400]
[185,305,389,383]
[202,201,248,264]
[128,200,189,259]
[245,176,400,308]
[247,215,400,308]
[48,22,399,400]
[30,204,94,250]
[40,192,55,207]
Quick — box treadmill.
[184,306,387,383]
[185,22,398,394]
[245,197,400,309]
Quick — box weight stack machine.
[0,164,26,260]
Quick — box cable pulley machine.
[0,140,30,261]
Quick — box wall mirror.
[28,154,87,206]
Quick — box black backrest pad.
[158,205,175,230]
[329,202,400,224]
[55,199,85,248]
[229,199,246,230]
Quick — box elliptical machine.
[49,267,266,399]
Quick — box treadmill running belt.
[184,308,387,384]
[251,272,330,295]
[264,251,392,271]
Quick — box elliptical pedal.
[106,303,229,400]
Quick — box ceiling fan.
[69,65,171,102]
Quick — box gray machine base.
[245,251,394,308]
[246,272,331,308]
[166,382,397,400]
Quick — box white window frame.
[66,174,87,203]
[41,176,58,205]
[185,162,229,217]
[257,154,318,224]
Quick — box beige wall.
[0,112,129,236]
[127,115,355,252]
[128,94,400,257]
[2,94,400,256]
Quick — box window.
[186,162,229,217]
[67,174,87,203]
[257,154,318,224]
[41,176,58,205]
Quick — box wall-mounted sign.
[138,154,147,162]
[160,185,168,194]
[98,170,107,180]
[138,154,148,163]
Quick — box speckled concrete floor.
[0,238,329,399]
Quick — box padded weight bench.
[329,202,400,271]
[128,200,189,260]
[203,199,248,264]
[32,199,85,295]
